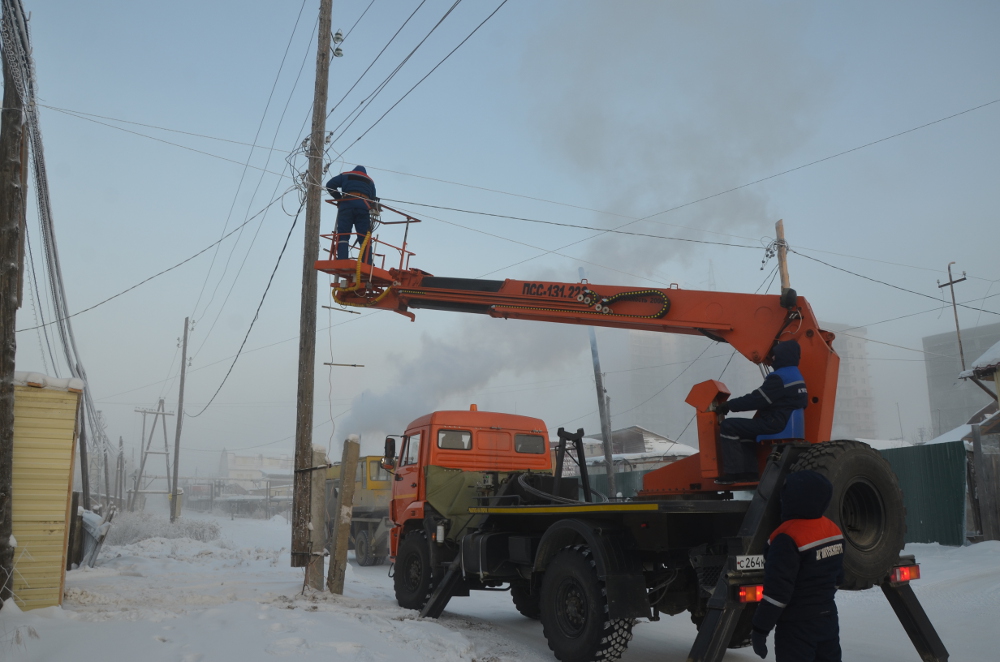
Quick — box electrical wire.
[15,193,291,333]
[343,0,510,149]
[187,202,305,418]
[191,0,309,319]
[791,249,999,317]
[381,198,759,249]
[326,0,428,121]
[326,0,464,147]
[192,14,316,357]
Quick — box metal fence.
[878,441,968,547]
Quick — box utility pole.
[938,262,968,370]
[170,318,189,523]
[579,268,616,498]
[292,0,333,569]
[0,24,24,604]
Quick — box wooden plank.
[971,425,1000,540]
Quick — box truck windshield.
[515,434,546,454]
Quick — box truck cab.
[386,406,550,557]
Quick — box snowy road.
[1,513,997,661]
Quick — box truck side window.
[515,434,546,454]
[438,429,472,450]
[402,432,422,466]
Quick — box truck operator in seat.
[715,340,808,484]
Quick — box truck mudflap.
[534,519,649,621]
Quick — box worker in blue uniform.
[326,165,377,261]
[751,470,844,661]
[715,340,808,483]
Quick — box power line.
[326,0,428,121]
[343,0,377,40]
[187,202,305,418]
[791,249,1000,317]
[327,0,465,147]
[381,197,759,249]
[191,0,309,319]
[479,96,1000,277]
[14,193,290,333]
[345,0,510,149]
[192,12,317,356]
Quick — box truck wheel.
[791,440,905,590]
[540,546,634,662]
[511,580,541,619]
[355,529,375,566]
[394,531,435,610]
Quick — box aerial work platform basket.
[315,199,421,302]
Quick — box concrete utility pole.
[170,318,189,523]
[0,34,24,605]
[775,219,791,294]
[938,262,968,370]
[579,268,616,498]
[292,0,333,569]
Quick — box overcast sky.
[13,0,1000,475]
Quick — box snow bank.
[103,512,221,546]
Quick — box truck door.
[394,430,423,516]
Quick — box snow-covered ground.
[2,512,998,661]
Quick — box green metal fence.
[878,441,967,546]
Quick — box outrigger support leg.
[880,570,949,662]
[686,443,807,662]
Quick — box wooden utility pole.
[938,262,968,370]
[775,219,791,294]
[0,38,24,604]
[292,0,333,569]
[306,447,327,590]
[170,318,189,522]
[327,436,359,594]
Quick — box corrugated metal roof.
[10,385,80,610]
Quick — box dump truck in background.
[325,455,392,566]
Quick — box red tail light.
[890,564,920,583]
[738,585,764,603]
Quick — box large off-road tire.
[394,531,435,610]
[540,545,634,662]
[355,529,375,566]
[791,440,905,590]
[511,580,541,619]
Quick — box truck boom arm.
[317,256,840,490]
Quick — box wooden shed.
[10,371,83,610]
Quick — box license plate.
[736,555,765,571]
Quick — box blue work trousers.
[774,613,841,662]
[336,207,372,261]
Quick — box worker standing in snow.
[714,340,808,483]
[326,165,378,262]
[750,470,844,661]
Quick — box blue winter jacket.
[726,340,808,431]
[752,470,844,633]
[326,165,376,211]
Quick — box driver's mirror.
[383,436,397,470]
